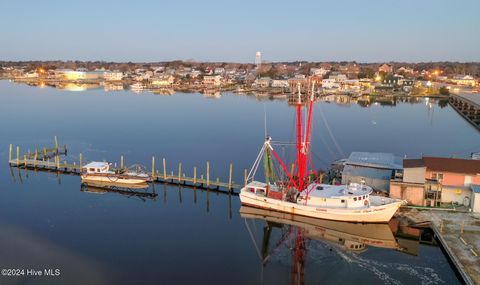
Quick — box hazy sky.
[1,0,479,62]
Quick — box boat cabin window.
[89,168,95,172]
[248,187,255,193]
[353,197,357,201]
[316,186,324,190]
[256,188,266,195]
[341,200,345,203]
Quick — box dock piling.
[228,162,233,190]
[16,146,20,165]
[194,167,197,184]
[152,156,155,177]
[163,158,167,180]
[9,144,12,162]
[207,161,210,187]
[178,163,182,182]
[79,153,83,170]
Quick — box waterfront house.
[150,74,175,87]
[341,152,403,193]
[450,75,477,87]
[253,77,272,88]
[271,79,289,88]
[321,78,340,89]
[214,67,225,75]
[379,64,393,73]
[329,72,348,83]
[310,67,329,77]
[103,71,123,81]
[203,75,223,86]
[396,67,415,75]
[390,156,480,209]
[288,76,309,92]
[55,69,104,81]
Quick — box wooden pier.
[449,93,480,130]
[8,141,245,194]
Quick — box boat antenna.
[264,103,268,138]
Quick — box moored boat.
[239,84,405,223]
[81,161,151,185]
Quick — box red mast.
[294,82,315,192]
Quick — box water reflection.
[80,182,158,202]
[241,206,448,285]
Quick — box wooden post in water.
[206,161,210,187]
[163,158,167,180]
[228,162,233,190]
[54,136,58,149]
[79,153,83,170]
[193,167,197,185]
[43,147,47,161]
[9,144,12,162]
[178,163,182,182]
[34,150,38,168]
[16,146,20,165]
[23,155,27,167]
[56,155,60,169]
[120,155,124,169]
[151,156,155,177]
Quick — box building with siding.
[341,152,402,193]
[390,156,480,209]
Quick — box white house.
[322,78,340,89]
[103,71,123,81]
[203,75,223,86]
[271,79,289,88]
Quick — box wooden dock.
[8,141,245,194]
[449,93,480,130]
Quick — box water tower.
[255,51,262,67]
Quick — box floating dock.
[7,140,243,195]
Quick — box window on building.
[431,173,443,181]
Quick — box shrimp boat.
[239,84,404,223]
[81,162,151,185]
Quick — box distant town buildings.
[203,75,223,86]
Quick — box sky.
[1,0,479,63]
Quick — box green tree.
[439,86,450,95]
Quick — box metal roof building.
[342,152,402,193]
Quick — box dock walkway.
[8,142,244,195]
[449,93,480,129]
[397,208,480,284]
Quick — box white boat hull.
[239,189,403,223]
[81,174,149,185]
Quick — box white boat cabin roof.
[300,183,372,198]
[82,161,109,169]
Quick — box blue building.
[341,152,403,193]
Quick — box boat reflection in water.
[80,181,157,202]
[240,206,420,285]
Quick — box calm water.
[1,80,478,284]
